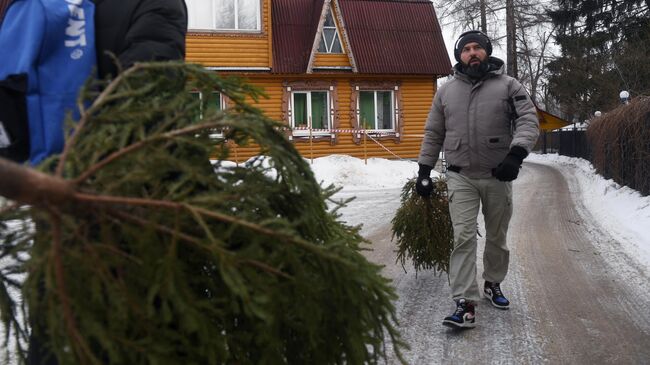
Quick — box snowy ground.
[311,153,650,363]
[310,153,650,273]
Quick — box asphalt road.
[339,161,650,364]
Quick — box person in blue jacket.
[0,0,96,164]
[0,1,187,364]
[0,0,187,165]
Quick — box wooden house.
[185,0,451,161]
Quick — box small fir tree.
[391,177,454,274]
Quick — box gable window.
[359,91,394,130]
[318,7,343,53]
[187,0,260,31]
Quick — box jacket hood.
[453,56,505,82]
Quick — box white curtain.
[187,0,214,29]
[215,0,236,29]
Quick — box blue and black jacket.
[0,0,96,165]
[0,0,187,165]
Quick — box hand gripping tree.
[0,63,406,365]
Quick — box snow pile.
[309,155,421,191]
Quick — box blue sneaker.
[442,299,476,329]
[484,281,510,309]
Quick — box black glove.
[415,163,434,197]
[492,146,528,182]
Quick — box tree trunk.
[0,157,75,209]
[480,0,487,33]
[506,0,518,78]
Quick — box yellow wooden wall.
[313,54,351,68]
[185,0,272,68]
[223,74,436,162]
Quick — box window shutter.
[286,86,292,121]
[394,87,400,137]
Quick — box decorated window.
[291,91,330,133]
[317,7,343,53]
[282,81,338,144]
[187,0,260,31]
[351,82,402,144]
[358,91,394,130]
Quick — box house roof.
[272,0,325,74]
[536,107,572,131]
[272,0,451,75]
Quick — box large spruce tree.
[547,0,650,119]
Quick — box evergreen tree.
[0,63,407,365]
[547,0,650,119]
[391,178,454,274]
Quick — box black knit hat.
[454,30,492,63]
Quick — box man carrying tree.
[416,30,539,329]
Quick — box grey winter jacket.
[418,57,539,179]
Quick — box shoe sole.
[442,319,476,329]
[484,291,510,310]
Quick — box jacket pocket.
[485,135,511,149]
[0,73,30,163]
[480,134,512,169]
[443,136,468,167]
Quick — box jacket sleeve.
[118,0,188,68]
[508,79,539,153]
[0,0,46,163]
[418,89,446,167]
[0,0,44,82]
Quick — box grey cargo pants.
[446,171,513,302]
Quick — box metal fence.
[534,128,592,160]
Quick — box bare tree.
[433,0,557,103]
[480,0,488,33]
[434,0,501,37]
[515,3,557,104]
[506,0,518,77]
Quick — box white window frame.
[318,8,343,53]
[191,91,227,139]
[357,90,396,132]
[289,90,332,136]
[187,0,261,32]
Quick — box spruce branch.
[49,210,99,365]
[70,191,354,265]
[56,64,141,177]
[107,204,292,278]
[73,120,226,185]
